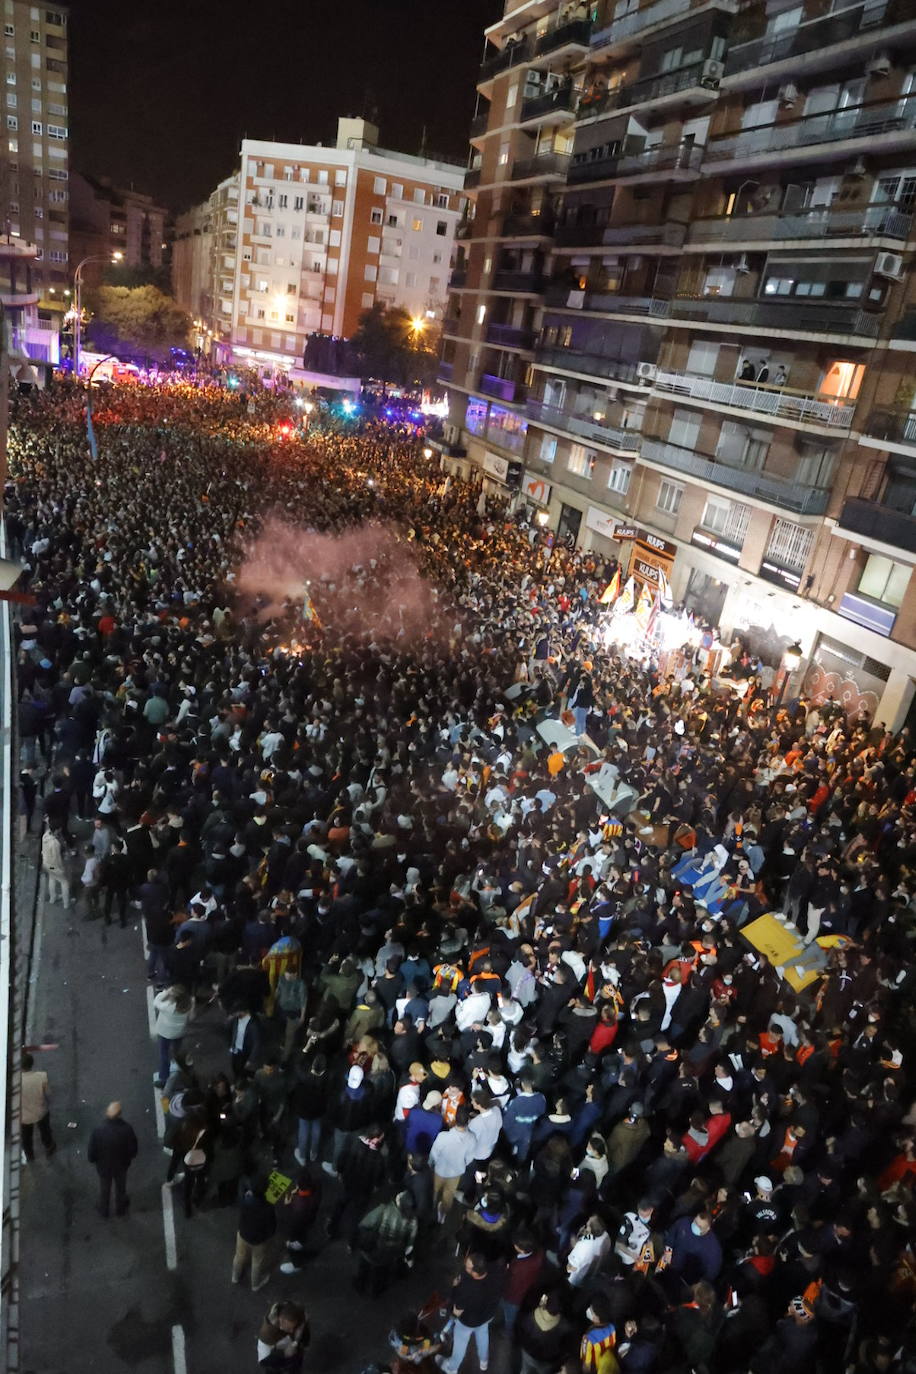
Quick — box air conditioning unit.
[846,157,868,177]
[700,58,724,88]
[734,253,751,274]
[778,82,799,106]
[875,251,904,280]
[637,361,657,381]
[867,51,892,77]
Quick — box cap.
[422,1090,443,1111]
[754,1176,774,1193]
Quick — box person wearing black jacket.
[101,840,132,928]
[291,1053,330,1165]
[232,1179,277,1291]
[87,1101,138,1217]
[326,1126,387,1244]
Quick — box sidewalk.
[17,826,455,1374]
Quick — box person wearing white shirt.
[455,990,493,1032]
[567,1216,611,1286]
[468,1093,503,1162]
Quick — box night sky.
[65,0,502,212]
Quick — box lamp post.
[73,251,123,379]
[776,639,804,707]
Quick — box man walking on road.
[88,1101,138,1217]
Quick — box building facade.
[176,118,465,377]
[172,172,239,357]
[442,0,916,729]
[0,0,68,354]
[69,172,168,286]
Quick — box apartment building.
[442,0,916,728]
[69,173,169,287]
[172,172,239,358]
[0,0,68,359]
[223,117,464,375]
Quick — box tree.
[86,284,191,361]
[350,304,439,388]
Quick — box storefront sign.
[691,529,742,562]
[759,559,802,591]
[613,524,638,540]
[630,528,677,586]
[633,558,663,585]
[482,452,509,483]
[521,473,552,506]
[585,506,620,541]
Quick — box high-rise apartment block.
[442,0,916,727]
[172,172,239,353]
[173,118,465,374]
[0,0,68,360]
[69,172,169,288]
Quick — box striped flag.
[646,590,662,639]
[599,568,620,604]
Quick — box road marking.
[25,893,46,1045]
[171,1324,187,1374]
[146,985,157,1040]
[139,918,149,960]
[153,1083,165,1139]
[161,1182,177,1270]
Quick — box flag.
[302,590,322,627]
[616,576,636,615]
[634,580,654,631]
[86,404,98,460]
[646,591,661,639]
[477,490,487,517]
[658,569,673,607]
[599,568,620,604]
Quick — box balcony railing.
[569,140,704,184]
[555,220,687,247]
[705,91,916,166]
[688,205,913,245]
[479,37,531,82]
[438,360,454,382]
[486,322,536,348]
[640,437,831,513]
[724,0,907,78]
[534,345,644,385]
[442,317,465,335]
[865,408,916,446]
[653,368,858,428]
[502,212,556,237]
[520,85,578,125]
[536,16,593,56]
[510,151,570,181]
[545,282,673,316]
[479,372,523,402]
[577,59,719,121]
[669,294,882,339]
[836,496,916,554]
[526,398,642,450]
[470,112,489,139]
[492,269,545,293]
[448,268,468,288]
[464,168,481,190]
[591,0,690,48]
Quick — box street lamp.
[423,446,433,459]
[73,251,123,379]
[776,640,804,707]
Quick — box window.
[379,266,398,285]
[30,29,39,42]
[405,272,416,287]
[412,218,423,232]
[367,236,379,254]
[275,224,285,237]
[256,308,265,320]
[436,220,448,236]
[361,292,375,308]
[765,518,812,571]
[373,176,387,194]
[700,495,751,544]
[332,200,343,217]
[256,278,269,292]
[668,408,701,450]
[657,479,683,515]
[335,169,346,186]
[287,282,296,294]
[436,193,450,208]
[5,115,15,129]
[408,244,419,260]
[5,93,14,107]
[285,313,295,324]
[46,11,67,26]
[293,195,304,211]
[392,183,403,200]
[858,554,910,607]
[317,170,328,184]
[607,462,632,495]
[387,213,399,227]
[413,188,425,204]
[568,444,596,479]
[278,193,288,209]
[329,229,341,247]
[3,25,12,36]
[370,207,382,224]
[539,435,557,464]
[364,264,377,281]
[5,73,14,85]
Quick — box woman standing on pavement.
[153,985,192,1088]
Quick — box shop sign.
[521,473,552,506]
[482,452,509,482]
[691,529,742,562]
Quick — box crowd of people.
[10,377,916,1374]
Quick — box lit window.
[568,444,595,479]
[412,218,423,232]
[858,554,910,607]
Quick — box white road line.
[139,917,149,959]
[171,1324,187,1374]
[161,1182,177,1271]
[25,889,46,1046]
[146,985,157,1040]
[153,1083,165,1139]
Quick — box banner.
[521,473,552,506]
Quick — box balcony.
[501,212,556,238]
[491,269,545,293]
[486,322,536,349]
[526,399,642,451]
[688,204,913,247]
[591,0,738,53]
[669,294,881,341]
[438,361,455,382]
[479,37,531,83]
[535,17,593,59]
[509,151,570,183]
[865,408,916,447]
[519,85,578,128]
[470,112,489,140]
[534,346,643,385]
[545,282,673,317]
[704,91,916,171]
[465,168,481,191]
[555,220,687,248]
[577,59,720,122]
[836,496,916,555]
[442,317,466,336]
[568,140,703,185]
[479,372,523,402]
[653,368,857,429]
[640,437,831,513]
[448,268,468,289]
[724,0,915,81]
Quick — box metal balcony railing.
[492,269,545,293]
[510,151,570,181]
[448,269,468,289]
[836,496,916,553]
[545,283,673,316]
[653,368,858,428]
[640,437,831,513]
[534,346,644,385]
[591,0,738,50]
[555,220,687,247]
[577,59,718,121]
[520,85,578,125]
[470,112,489,139]
[669,294,882,339]
[688,205,913,245]
[865,407,916,446]
[569,140,704,184]
[705,91,916,165]
[724,0,911,77]
[438,360,454,381]
[486,322,536,348]
[479,37,531,82]
[536,17,593,56]
[502,212,556,237]
[464,168,481,190]
[479,372,522,402]
[526,399,643,450]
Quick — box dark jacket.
[238,1187,277,1245]
[88,1115,138,1173]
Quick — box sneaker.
[286,1240,304,1251]
[280,1261,298,1275]
[321,1161,338,1177]
[293,1149,306,1167]
[252,1275,271,1292]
